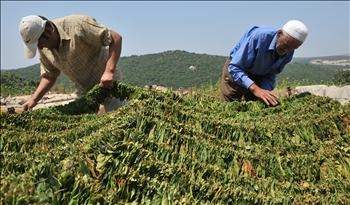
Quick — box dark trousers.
[220,58,261,102]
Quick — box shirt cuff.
[241,76,254,89]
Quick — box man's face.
[38,22,58,50]
[276,30,303,56]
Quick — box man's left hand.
[100,71,114,88]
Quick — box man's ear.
[277,29,283,37]
[46,21,54,34]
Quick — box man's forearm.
[30,76,57,103]
[105,30,122,73]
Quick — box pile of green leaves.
[1,83,349,204]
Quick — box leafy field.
[1,83,349,204]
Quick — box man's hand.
[23,99,38,111]
[100,71,114,88]
[23,75,57,111]
[249,83,279,106]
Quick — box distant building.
[310,59,350,67]
[189,65,197,71]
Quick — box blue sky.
[1,1,349,70]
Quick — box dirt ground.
[1,93,78,113]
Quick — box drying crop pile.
[1,82,349,204]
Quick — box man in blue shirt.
[220,20,308,106]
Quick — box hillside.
[0,64,75,96]
[1,83,349,204]
[293,55,350,64]
[0,72,38,96]
[1,50,347,96]
[118,50,225,88]
[277,62,345,85]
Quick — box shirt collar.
[268,32,278,51]
[56,24,70,41]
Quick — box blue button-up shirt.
[228,26,294,90]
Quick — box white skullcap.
[19,15,47,59]
[282,20,308,43]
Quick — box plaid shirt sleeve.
[39,54,61,79]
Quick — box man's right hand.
[23,99,38,111]
[22,75,57,111]
[249,83,279,106]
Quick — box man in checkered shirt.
[19,14,122,112]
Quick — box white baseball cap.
[19,15,47,59]
[282,20,308,43]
